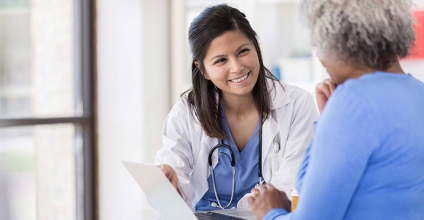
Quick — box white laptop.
[122,161,257,220]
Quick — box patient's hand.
[316,78,337,114]
[248,184,291,219]
[158,164,179,192]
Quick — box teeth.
[230,73,248,83]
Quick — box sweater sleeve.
[264,208,289,220]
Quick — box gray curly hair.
[300,0,416,70]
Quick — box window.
[0,0,95,219]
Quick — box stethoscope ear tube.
[208,143,236,167]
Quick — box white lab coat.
[155,81,319,210]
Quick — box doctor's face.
[200,30,260,99]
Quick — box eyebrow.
[208,43,252,62]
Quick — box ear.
[194,61,210,80]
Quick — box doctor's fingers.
[158,164,178,188]
[168,173,178,189]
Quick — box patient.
[248,0,424,219]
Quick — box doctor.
[155,4,318,211]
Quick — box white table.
[120,209,161,220]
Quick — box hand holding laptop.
[158,164,179,191]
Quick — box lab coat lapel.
[262,114,279,178]
[262,81,291,181]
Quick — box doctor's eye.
[238,48,250,55]
[214,58,227,65]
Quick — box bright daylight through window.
[0,0,94,219]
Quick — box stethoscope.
[207,130,266,210]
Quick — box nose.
[229,58,244,74]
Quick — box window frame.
[0,0,97,219]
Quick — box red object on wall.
[406,10,424,59]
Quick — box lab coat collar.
[269,80,291,110]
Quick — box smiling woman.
[154,4,319,212]
[198,30,260,100]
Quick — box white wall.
[170,0,188,104]
[96,0,170,219]
[95,1,424,219]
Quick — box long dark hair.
[184,4,280,139]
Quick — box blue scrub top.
[196,107,260,211]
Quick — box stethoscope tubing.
[207,131,264,209]
[207,96,265,209]
[208,141,235,209]
[208,141,235,167]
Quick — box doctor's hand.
[248,184,291,220]
[316,78,337,114]
[158,164,179,193]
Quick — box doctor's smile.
[229,72,250,84]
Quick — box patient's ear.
[194,61,210,80]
